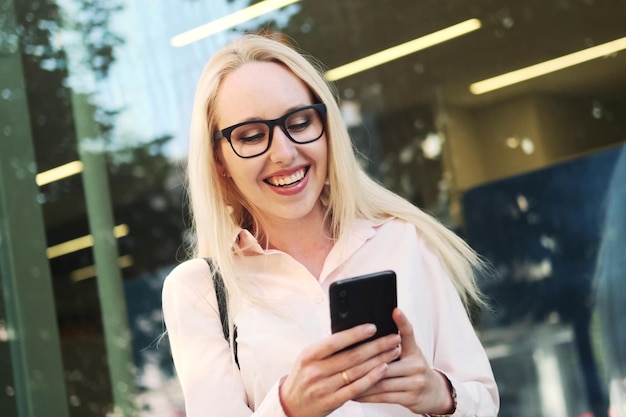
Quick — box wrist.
[426,371,457,417]
[278,375,296,417]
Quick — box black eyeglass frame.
[213,103,327,159]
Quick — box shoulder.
[162,258,214,299]
[384,217,440,248]
[353,216,429,251]
[358,217,438,262]
[373,218,446,274]
[374,217,424,243]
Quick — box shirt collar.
[232,228,266,255]
[230,216,392,256]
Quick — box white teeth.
[268,168,305,186]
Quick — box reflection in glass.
[594,148,626,417]
[3,0,626,416]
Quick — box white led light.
[470,36,626,95]
[171,0,301,47]
[325,19,482,81]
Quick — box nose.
[268,125,297,164]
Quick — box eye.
[286,112,314,132]
[233,124,267,144]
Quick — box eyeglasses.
[213,103,327,159]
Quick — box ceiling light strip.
[36,160,83,186]
[325,18,482,82]
[47,235,93,259]
[70,255,134,282]
[47,224,129,259]
[470,36,626,95]
[171,0,301,47]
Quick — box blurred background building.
[1,0,625,416]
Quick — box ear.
[214,151,229,178]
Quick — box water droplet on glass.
[300,21,312,33]
[502,17,514,28]
[421,133,443,159]
[517,195,529,212]
[592,105,602,119]
[505,137,519,148]
[521,138,535,154]
[69,395,81,406]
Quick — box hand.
[354,308,455,415]
[279,323,401,417]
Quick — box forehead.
[215,62,313,127]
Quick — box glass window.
[1,0,625,416]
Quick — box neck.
[256,205,334,279]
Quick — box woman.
[162,34,499,417]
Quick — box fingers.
[393,308,420,357]
[351,312,450,414]
[280,334,400,416]
[333,331,400,365]
[336,362,389,399]
[310,323,377,360]
[341,370,350,385]
[356,389,409,404]
[332,340,401,390]
[280,320,406,417]
[313,308,414,363]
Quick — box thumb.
[393,308,422,357]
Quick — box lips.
[264,167,308,187]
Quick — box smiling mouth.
[264,167,308,187]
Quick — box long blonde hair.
[187,34,486,309]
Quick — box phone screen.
[329,270,398,350]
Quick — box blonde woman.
[162,34,499,417]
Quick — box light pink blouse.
[162,218,499,416]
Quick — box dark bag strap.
[206,258,239,368]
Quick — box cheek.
[317,138,329,174]
[223,153,263,190]
[218,144,248,191]
[218,142,239,174]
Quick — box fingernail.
[377,363,388,374]
[394,346,401,357]
[364,324,376,335]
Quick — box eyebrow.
[231,103,313,124]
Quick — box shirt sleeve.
[161,258,288,417]
[417,238,500,417]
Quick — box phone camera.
[338,290,349,318]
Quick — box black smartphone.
[329,270,398,351]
